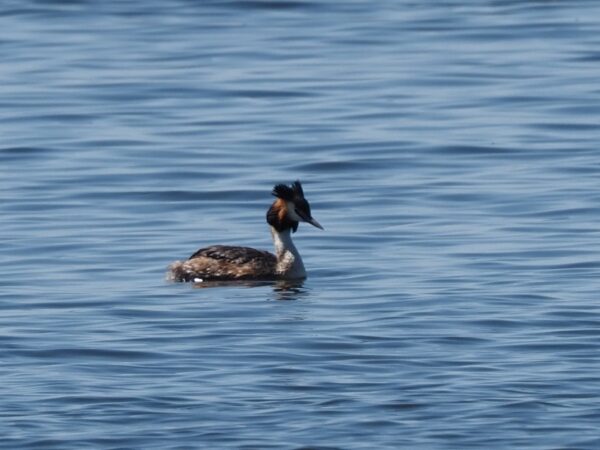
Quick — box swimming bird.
[167,180,323,282]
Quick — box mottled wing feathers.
[168,245,277,282]
[189,245,274,264]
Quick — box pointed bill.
[307,217,324,230]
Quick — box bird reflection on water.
[191,278,308,301]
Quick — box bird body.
[167,181,322,283]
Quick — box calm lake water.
[2,1,600,448]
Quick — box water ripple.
[3,0,600,449]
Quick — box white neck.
[271,226,306,278]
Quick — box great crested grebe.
[167,180,323,282]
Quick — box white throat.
[271,226,306,279]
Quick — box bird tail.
[166,260,190,282]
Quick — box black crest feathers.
[291,180,304,197]
[272,180,304,201]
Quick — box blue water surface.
[2,1,600,449]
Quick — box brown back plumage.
[168,245,277,282]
